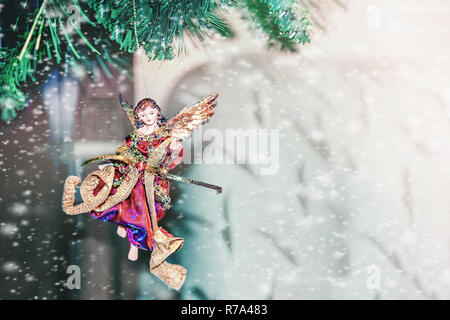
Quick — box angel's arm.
[169,138,181,151]
[168,141,184,170]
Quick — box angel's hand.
[169,138,181,151]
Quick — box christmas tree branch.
[0,0,313,123]
[18,0,48,61]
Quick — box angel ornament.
[62,93,221,291]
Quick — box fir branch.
[238,0,311,50]
[0,0,313,123]
[0,0,131,123]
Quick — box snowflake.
[2,262,19,273]
[0,223,18,237]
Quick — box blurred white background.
[135,0,450,299]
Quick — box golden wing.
[166,92,218,141]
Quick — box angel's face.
[138,106,158,126]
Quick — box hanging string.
[132,0,148,96]
[132,0,163,99]
[152,60,163,96]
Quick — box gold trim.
[144,138,187,290]
[62,166,115,215]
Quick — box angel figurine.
[62,93,221,291]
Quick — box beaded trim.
[128,126,170,164]
[154,183,172,209]
[113,162,131,188]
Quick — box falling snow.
[1,0,450,300]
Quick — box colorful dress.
[90,126,184,251]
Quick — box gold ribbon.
[144,170,186,290]
[62,165,140,215]
[62,166,115,215]
[143,138,187,290]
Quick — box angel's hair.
[133,98,167,128]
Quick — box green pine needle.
[0,0,313,123]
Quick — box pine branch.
[84,0,234,60]
[0,0,313,123]
[0,0,131,123]
[238,0,311,51]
